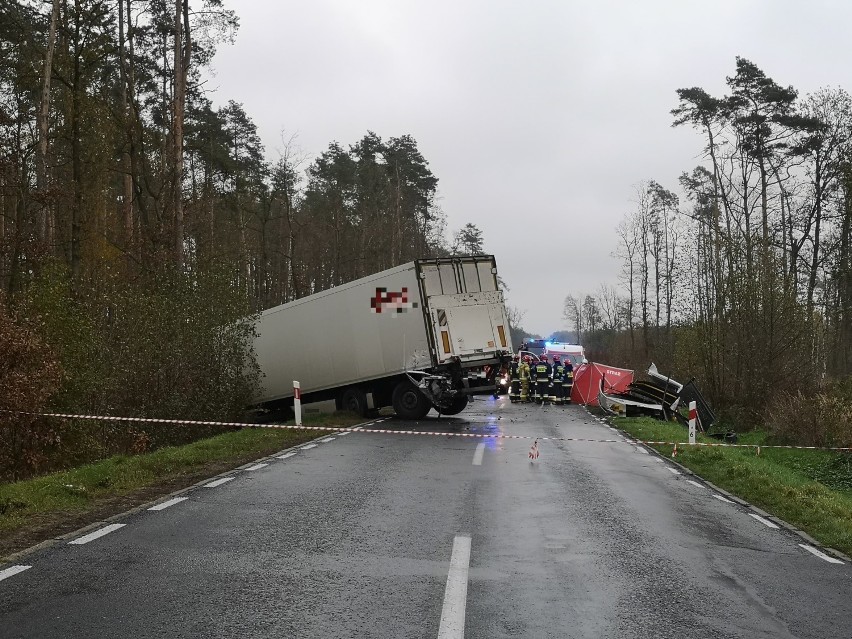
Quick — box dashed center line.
[686,480,703,488]
[148,497,188,511]
[749,513,780,529]
[339,432,351,436]
[799,543,844,564]
[437,535,472,639]
[472,443,485,466]
[635,446,649,454]
[667,467,681,475]
[244,463,268,471]
[301,443,318,450]
[203,477,234,488]
[276,452,297,460]
[319,436,335,443]
[0,565,31,582]
[69,523,126,545]
[712,494,734,504]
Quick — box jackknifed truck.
[252,255,514,419]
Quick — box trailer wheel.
[392,381,431,420]
[340,388,368,417]
[437,395,469,416]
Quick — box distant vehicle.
[543,342,586,366]
[520,338,548,358]
[251,256,514,419]
[519,340,586,366]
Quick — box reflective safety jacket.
[563,363,574,384]
[533,361,552,382]
[552,363,566,383]
[509,361,520,379]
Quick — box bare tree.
[596,284,623,331]
[563,294,583,343]
[616,216,638,351]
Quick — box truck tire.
[437,395,469,416]
[340,388,368,417]
[392,381,432,420]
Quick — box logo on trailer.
[371,287,418,314]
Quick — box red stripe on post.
[294,388,301,400]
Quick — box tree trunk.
[36,0,61,248]
[172,0,190,268]
[118,0,133,251]
[70,0,83,281]
[806,155,823,318]
[838,174,852,374]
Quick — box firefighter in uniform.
[519,355,531,402]
[533,356,552,405]
[551,355,565,405]
[562,359,574,404]
[508,355,521,402]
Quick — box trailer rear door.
[418,257,512,364]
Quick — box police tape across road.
[4,410,852,453]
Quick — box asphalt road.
[1,397,850,638]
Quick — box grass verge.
[614,417,852,557]
[0,412,364,559]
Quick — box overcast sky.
[210,0,852,336]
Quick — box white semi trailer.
[252,256,514,419]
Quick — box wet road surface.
[1,397,850,638]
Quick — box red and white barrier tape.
[3,410,852,452]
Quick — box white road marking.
[319,437,335,443]
[653,458,663,463]
[712,494,734,504]
[667,468,681,475]
[69,523,126,545]
[339,432,351,436]
[635,446,649,454]
[437,535,472,639]
[798,543,844,564]
[472,443,485,466]
[0,565,31,582]
[749,513,780,529]
[686,480,703,488]
[148,497,188,511]
[276,452,297,460]
[301,443,318,450]
[204,477,234,488]
[244,463,268,471]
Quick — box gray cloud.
[210,0,852,335]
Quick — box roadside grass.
[614,417,852,557]
[0,412,364,547]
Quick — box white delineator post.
[688,400,697,445]
[293,381,302,426]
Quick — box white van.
[543,342,586,366]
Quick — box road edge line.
[0,416,378,565]
[610,422,852,564]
